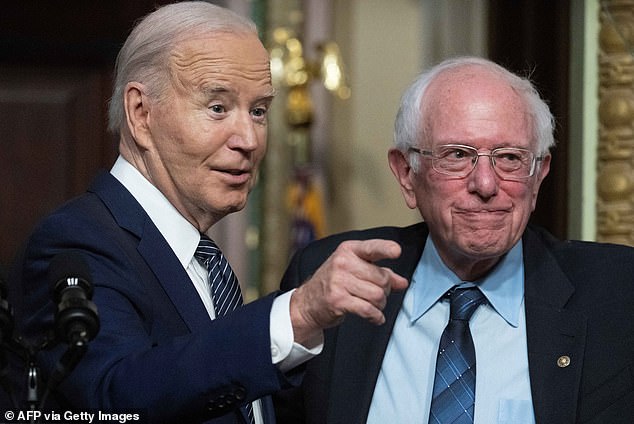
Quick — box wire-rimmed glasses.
[409,144,544,181]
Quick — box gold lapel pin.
[557,355,571,368]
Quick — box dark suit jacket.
[10,172,289,423]
[275,223,634,424]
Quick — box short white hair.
[107,1,258,134]
[393,56,555,171]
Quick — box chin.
[225,198,249,214]
[467,239,517,260]
[459,232,513,256]
[222,203,245,215]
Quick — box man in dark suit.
[275,57,634,423]
[8,2,406,423]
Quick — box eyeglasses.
[409,144,544,181]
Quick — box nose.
[227,111,260,152]
[466,154,499,198]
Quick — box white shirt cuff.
[270,289,323,372]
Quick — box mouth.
[215,167,253,185]
[453,208,512,229]
[225,168,250,176]
[455,207,511,215]
[453,208,512,223]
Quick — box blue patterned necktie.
[195,234,244,316]
[429,286,487,424]
[195,234,255,424]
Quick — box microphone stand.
[39,332,89,412]
[1,334,51,424]
[0,253,99,420]
[27,362,39,423]
[1,330,91,424]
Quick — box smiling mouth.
[455,208,511,214]
[213,165,251,175]
[226,169,249,175]
[215,168,253,185]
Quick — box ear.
[123,82,153,151]
[531,153,551,210]
[388,148,418,209]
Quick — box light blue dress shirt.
[367,237,535,424]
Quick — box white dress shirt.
[367,237,535,424]
[110,156,321,423]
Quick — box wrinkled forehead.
[168,31,272,91]
[421,67,533,141]
[424,66,524,109]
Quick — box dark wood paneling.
[0,67,116,266]
[0,1,177,267]
[488,0,571,239]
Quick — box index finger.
[342,239,402,263]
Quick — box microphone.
[48,252,99,347]
[39,252,100,407]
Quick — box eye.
[439,146,473,161]
[209,104,225,114]
[495,150,524,163]
[452,149,468,159]
[250,104,270,124]
[251,106,267,118]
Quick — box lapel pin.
[557,355,571,368]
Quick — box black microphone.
[48,252,99,347]
[40,252,100,407]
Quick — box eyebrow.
[201,84,276,101]
[434,142,531,149]
[201,84,231,96]
[261,86,277,99]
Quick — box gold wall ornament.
[318,41,352,100]
[597,0,634,246]
[269,27,351,103]
[286,84,314,128]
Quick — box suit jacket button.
[208,394,231,412]
[234,387,247,401]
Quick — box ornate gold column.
[597,0,634,246]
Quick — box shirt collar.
[110,155,200,268]
[411,236,524,327]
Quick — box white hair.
[107,1,258,134]
[393,56,556,171]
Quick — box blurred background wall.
[1,0,632,297]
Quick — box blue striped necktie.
[195,234,255,424]
[429,286,487,424]
[195,234,244,316]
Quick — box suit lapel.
[327,224,427,423]
[89,172,211,333]
[136,221,212,331]
[523,228,586,424]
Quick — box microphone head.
[48,251,100,344]
[48,251,94,301]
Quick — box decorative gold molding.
[597,0,634,246]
